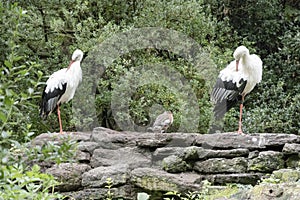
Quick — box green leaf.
[5,89,12,97]
[13,56,23,62]
[0,111,6,122]
[4,97,13,106]
[4,60,12,69]
[31,164,41,172]
[37,70,43,77]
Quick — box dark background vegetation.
[1,0,299,143]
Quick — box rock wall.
[31,127,300,199]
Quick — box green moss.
[248,152,284,172]
[281,172,300,182]
[286,155,300,168]
[250,184,265,197]
[134,175,178,191]
[205,186,239,200]
[247,183,300,199]
[162,155,190,173]
[272,169,300,183]
[163,184,241,200]
[248,163,267,171]
[181,146,199,160]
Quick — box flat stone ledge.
[30,128,300,199]
[283,143,300,154]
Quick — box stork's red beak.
[236,60,239,71]
[67,60,74,71]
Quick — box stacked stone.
[31,128,300,199]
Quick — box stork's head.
[68,49,83,70]
[72,49,84,62]
[233,46,249,71]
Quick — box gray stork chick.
[148,111,173,133]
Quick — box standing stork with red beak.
[211,46,263,134]
[40,49,83,134]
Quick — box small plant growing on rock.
[163,181,211,200]
[163,180,241,200]
[164,190,202,200]
[105,177,114,200]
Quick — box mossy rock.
[206,185,240,200]
[133,174,178,191]
[179,146,199,161]
[162,155,191,173]
[272,169,300,182]
[248,151,284,172]
[246,183,300,200]
[194,157,247,173]
[286,155,300,168]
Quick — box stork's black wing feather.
[211,78,247,120]
[39,83,67,119]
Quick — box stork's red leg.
[237,95,245,134]
[57,105,63,134]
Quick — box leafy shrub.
[0,131,77,199]
[0,164,64,200]
[1,0,299,137]
[91,47,215,133]
[218,0,284,57]
[0,2,44,141]
[0,130,68,199]
[26,138,78,165]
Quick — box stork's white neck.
[239,54,253,78]
[68,60,80,70]
[66,60,82,86]
[240,53,257,72]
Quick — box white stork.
[148,111,173,133]
[211,46,262,134]
[40,49,83,134]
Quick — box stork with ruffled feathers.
[211,46,263,134]
[40,49,83,134]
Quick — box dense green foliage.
[0,0,299,198]
[0,133,76,199]
[1,0,299,137]
[0,164,64,199]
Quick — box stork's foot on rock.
[237,129,245,135]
